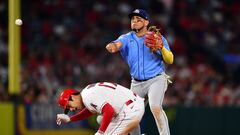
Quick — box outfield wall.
[0,103,14,135]
[1,103,240,135]
[17,104,95,135]
[142,106,240,135]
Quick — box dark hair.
[68,92,80,101]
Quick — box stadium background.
[0,0,240,135]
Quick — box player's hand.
[106,42,118,53]
[56,114,70,125]
[94,132,104,135]
[145,32,163,51]
[144,26,163,52]
[106,41,122,53]
[96,115,103,124]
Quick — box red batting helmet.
[57,89,79,114]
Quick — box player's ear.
[144,20,149,27]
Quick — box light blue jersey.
[115,31,171,80]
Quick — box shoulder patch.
[90,103,97,109]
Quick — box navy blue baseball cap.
[128,9,149,20]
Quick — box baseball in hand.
[15,19,23,26]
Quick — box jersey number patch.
[87,82,117,90]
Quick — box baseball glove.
[144,26,163,52]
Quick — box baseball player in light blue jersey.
[106,9,174,135]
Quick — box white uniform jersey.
[81,82,137,114]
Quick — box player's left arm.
[96,103,115,134]
[145,29,174,64]
[161,47,174,64]
[159,36,174,64]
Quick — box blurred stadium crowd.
[0,0,240,107]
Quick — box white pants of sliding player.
[104,96,144,135]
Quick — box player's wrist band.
[97,130,104,134]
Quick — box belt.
[125,100,133,106]
[133,73,161,82]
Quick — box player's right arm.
[56,108,94,125]
[106,41,122,53]
[70,108,94,121]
